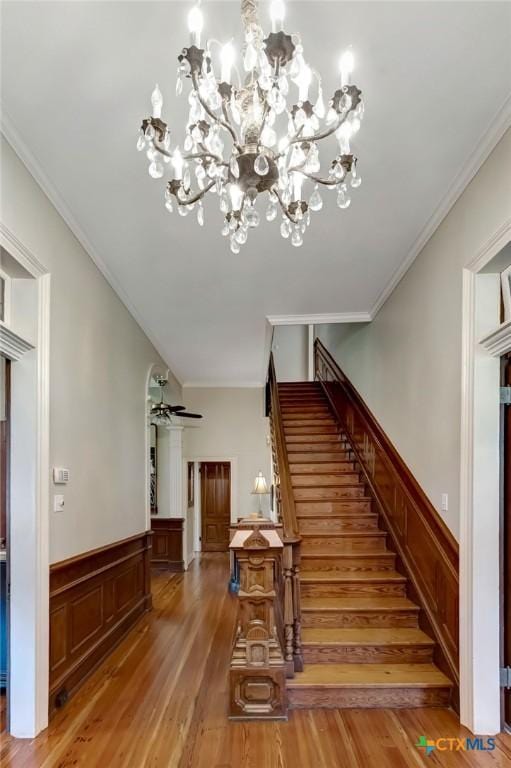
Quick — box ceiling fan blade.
[178,412,203,419]
[168,405,186,412]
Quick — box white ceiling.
[1,1,510,385]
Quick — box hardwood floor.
[1,554,510,767]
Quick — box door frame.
[0,224,51,738]
[187,456,238,553]
[460,218,511,735]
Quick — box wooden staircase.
[278,381,453,709]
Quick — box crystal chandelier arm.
[286,168,337,186]
[221,102,240,143]
[191,72,242,151]
[175,180,216,206]
[152,140,225,167]
[288,116,343,147]
[272,187,299,224]
[256,102,271,147]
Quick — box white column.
[308,324,315,381]
[157,425,184,518]
[168,425,184,518]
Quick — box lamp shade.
[252,471,269,495]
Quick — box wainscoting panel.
[315,340,459,701]
[49,532,152,713]
[151,518,184,571]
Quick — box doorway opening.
[460,225,511,735]
[200,462,231,552]
[0,357,10,731]
[502,353,511,731]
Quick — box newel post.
[229,524,287,720]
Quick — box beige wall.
[316,128,511,539]
[272,325,308,382]
[183,387,271,520]
[1,136,181,562]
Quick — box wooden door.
[503,354,511,728]
[200,462,231,552]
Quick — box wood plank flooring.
[1,554,510,767]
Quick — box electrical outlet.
[441,493,448,512]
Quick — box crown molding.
[480,319,511,358]
[267,312,373,326]
[0,108,183,385]
[0,322,35,361]
[183,381,265,388]
[0,223,47,278]
[370,93,511,319]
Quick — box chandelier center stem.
[241,0,260,32]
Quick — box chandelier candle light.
[136,0,364,252]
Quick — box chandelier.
[136,0,364,252]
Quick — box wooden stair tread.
[300,531,385,538]
[301,597,419,612]
[300,553,395,562]
[287,664,453,688]
[298,496,376,504]
[297,511,376,519]
[301,570,406,583]
[301,628,434,646]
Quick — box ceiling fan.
[150,378,203,425]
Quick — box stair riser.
[288,687,451,710]
[290,462,355,474]
[283,419,336,428]
[281,406,331,414]
[300,556,395,572]
[284,433,343,444]
[294,487,366,500]
[280,396,326,403]
[300,535,387,553]
[295,500,372,515]
[288,452,352,463]
[285,427,339,437]
[292,474,361,487]
[298,516,378,533]
[287,443,349,453]
[301,582,406,598]
[301,611,419,629]
[302,645,434,664]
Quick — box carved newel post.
[229,523,287,720]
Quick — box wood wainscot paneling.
[151,518,184,571]
[315,339,460,706]
[49,532,152,714]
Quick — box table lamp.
[251,471,269,518]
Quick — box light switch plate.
[54,494,65,513]
[441,493,448,512]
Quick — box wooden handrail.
[314,339,458,560]
[267,353,300,543]
[267,353,303,674]
[314,337,460,694]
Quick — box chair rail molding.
[0,223,51,738]
[460,217,511,735]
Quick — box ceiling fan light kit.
[149,378,203,425]
[136,0,364,252]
